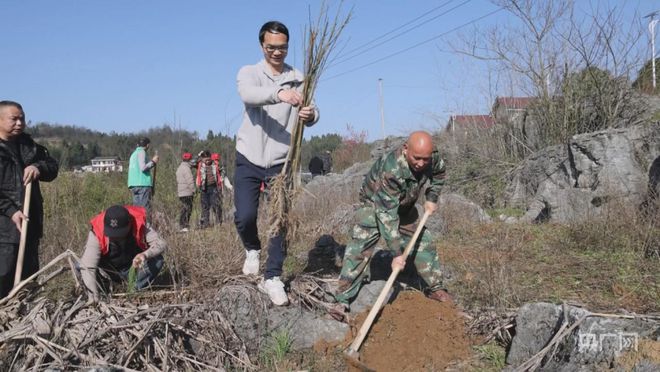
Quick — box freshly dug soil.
[350,290,472,371]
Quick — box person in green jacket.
[127,137,159,215]
[334,131,452,315]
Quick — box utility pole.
[378,78,385,141]
[644,11,659,90]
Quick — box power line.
[332,0,458,63]
[332,0,472,67]
[323,7,504,81]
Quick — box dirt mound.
[352,291,472,371]
[615,339,660,370]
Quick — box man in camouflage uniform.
[334,131,452,310]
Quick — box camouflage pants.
[335,205,443,305]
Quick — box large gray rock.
[267,307,349,349]
[506,303,564,367]
[506,124,660,222]
[370,136,406,159]
[216,285,349,352]
[506,302,660,371]
[216,286,270,355]
[349,280,397,314]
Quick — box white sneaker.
[258,277,289,306]
[242,250,260,275]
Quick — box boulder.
[267,307,349,350]
[506,302,660,371]
[216,284,349,352]
[370,136,406,159]
[216,286,270,355]
[506,124,660,223]
[349,280,397,314]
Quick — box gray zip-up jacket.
[236,60,320,168]
[175,161,195,197]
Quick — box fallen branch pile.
[0,252,256,371]
[2,297,255,371]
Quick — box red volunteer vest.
[89,205,148,255]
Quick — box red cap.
[211,153,220,161]
[182,152,192,160]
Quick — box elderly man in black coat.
[0,101,59,298]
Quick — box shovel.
[344,209,431,370]
[13,182,33,287]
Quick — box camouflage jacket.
[359,146,446,252]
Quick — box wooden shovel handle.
[347,209,431,354]
[13,182,33,286]
[151,150,158,196]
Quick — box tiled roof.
[494,96,535,110]
[448,114,495,129]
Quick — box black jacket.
[308,156,324,175]
[0,133,58,243]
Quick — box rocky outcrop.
[304,158,492,237]
[370,136,406,159]
[216,285,348,352]
[506,124,660,223]
[506,302,660,371]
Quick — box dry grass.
[440,210,659,313]
[17,119,659,371]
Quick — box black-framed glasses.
[263,44,288,53]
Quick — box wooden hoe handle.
[347,210,431,354]
[14,182,33,286]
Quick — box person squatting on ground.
[308,155,324,178]
[234,21,319,305]
[334,131,453,313]
[0,101,59,298]
[79,205,167,300]
[196,151,232,228]
[176,152,195,232]
[127,137,159,216]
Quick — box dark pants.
[103,254,164,290]
[130,186,152,216]
[200,186,221,227]
[0,237,40,298]
[233,151,286,279]
[179,195,193,228]
[79,254,165,293]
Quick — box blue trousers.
[78,254,164,292]
[130,186,152,216]
[200,186,221,227]
[115,254,164,290]
[233,152,286,279]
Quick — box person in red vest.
[196,151,232,228]
[79,205,167,299]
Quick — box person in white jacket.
[234,20,319,306]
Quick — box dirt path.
[351,290,472,371]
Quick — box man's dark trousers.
[200,187,221,227]
[233,152,285,279]
[179,196,193,229]
[0,236,39,298]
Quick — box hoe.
[344,209,431,371]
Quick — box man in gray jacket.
[176,152,195,232]
[234,20,319,306]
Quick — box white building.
[90,156,123,172]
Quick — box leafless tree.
[450,0,648,157]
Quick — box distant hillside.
[27,123,208,170]
[26,123,357,172]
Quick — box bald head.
[403,131,434,173]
